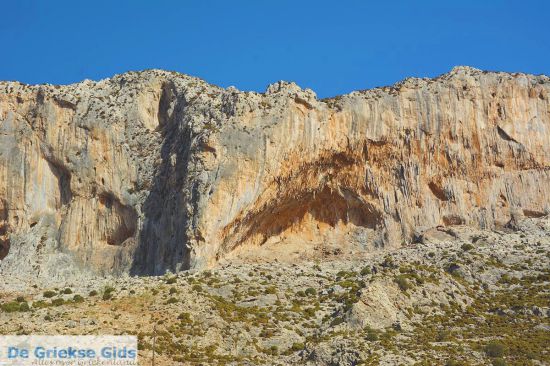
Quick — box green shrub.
[304,287,317,296]
[492,359,506,366]
[62,288,73,294]
[303,307,316,317]
[264,286,277,294]
[485,341,506,358]
[165,276,177,284]
[32,300,49,309]
[365,330,379,341]
[1,302,22,313]
[73,295,84,303]
[102,286,115,300]
[43,290,56,298]
[382,256,395,268]
[16,296,25,303]
[336,270,354,278]
[166,297,178,304]
[360,266,371,276]
[89,290,98,297]
[19,302,30,312]
[290,342,304,351]
[51,298,64,307]
[192,284,202,292]
[394,275,411,291]
[44,315,52,321]
[169,287,177,295]
[177,312,192,323]
[461,243,474,251]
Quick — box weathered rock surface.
[0,66,549,279]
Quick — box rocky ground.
[1,217,549,366]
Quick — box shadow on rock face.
[0,199,9,260]
[131,82,193,275]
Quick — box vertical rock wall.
[0,66,548,279]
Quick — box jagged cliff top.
[1,66,548,102]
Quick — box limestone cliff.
[0,66,549,279]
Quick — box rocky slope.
[1,217,548,365]
[0,67,549,280]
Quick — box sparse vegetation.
[1,219,548,365]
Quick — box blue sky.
[1,0,549,98]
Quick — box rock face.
[0,66,549,279]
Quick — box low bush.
[51,298,64,307]
[461,243,474,251]
[304,288,317,296]
[178,312,192,324]
[102,286,115,300]
[330,317,345,327]
[32,300,49,309]
[43,290,56,298]
[73,295,84,303]
[394,275,411,292]
[366,331,378,341]
[485,341,506,358]
[19,302,30,312]
[166,297,178,304]
[360,266,371,276]
[1,302,23,313]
